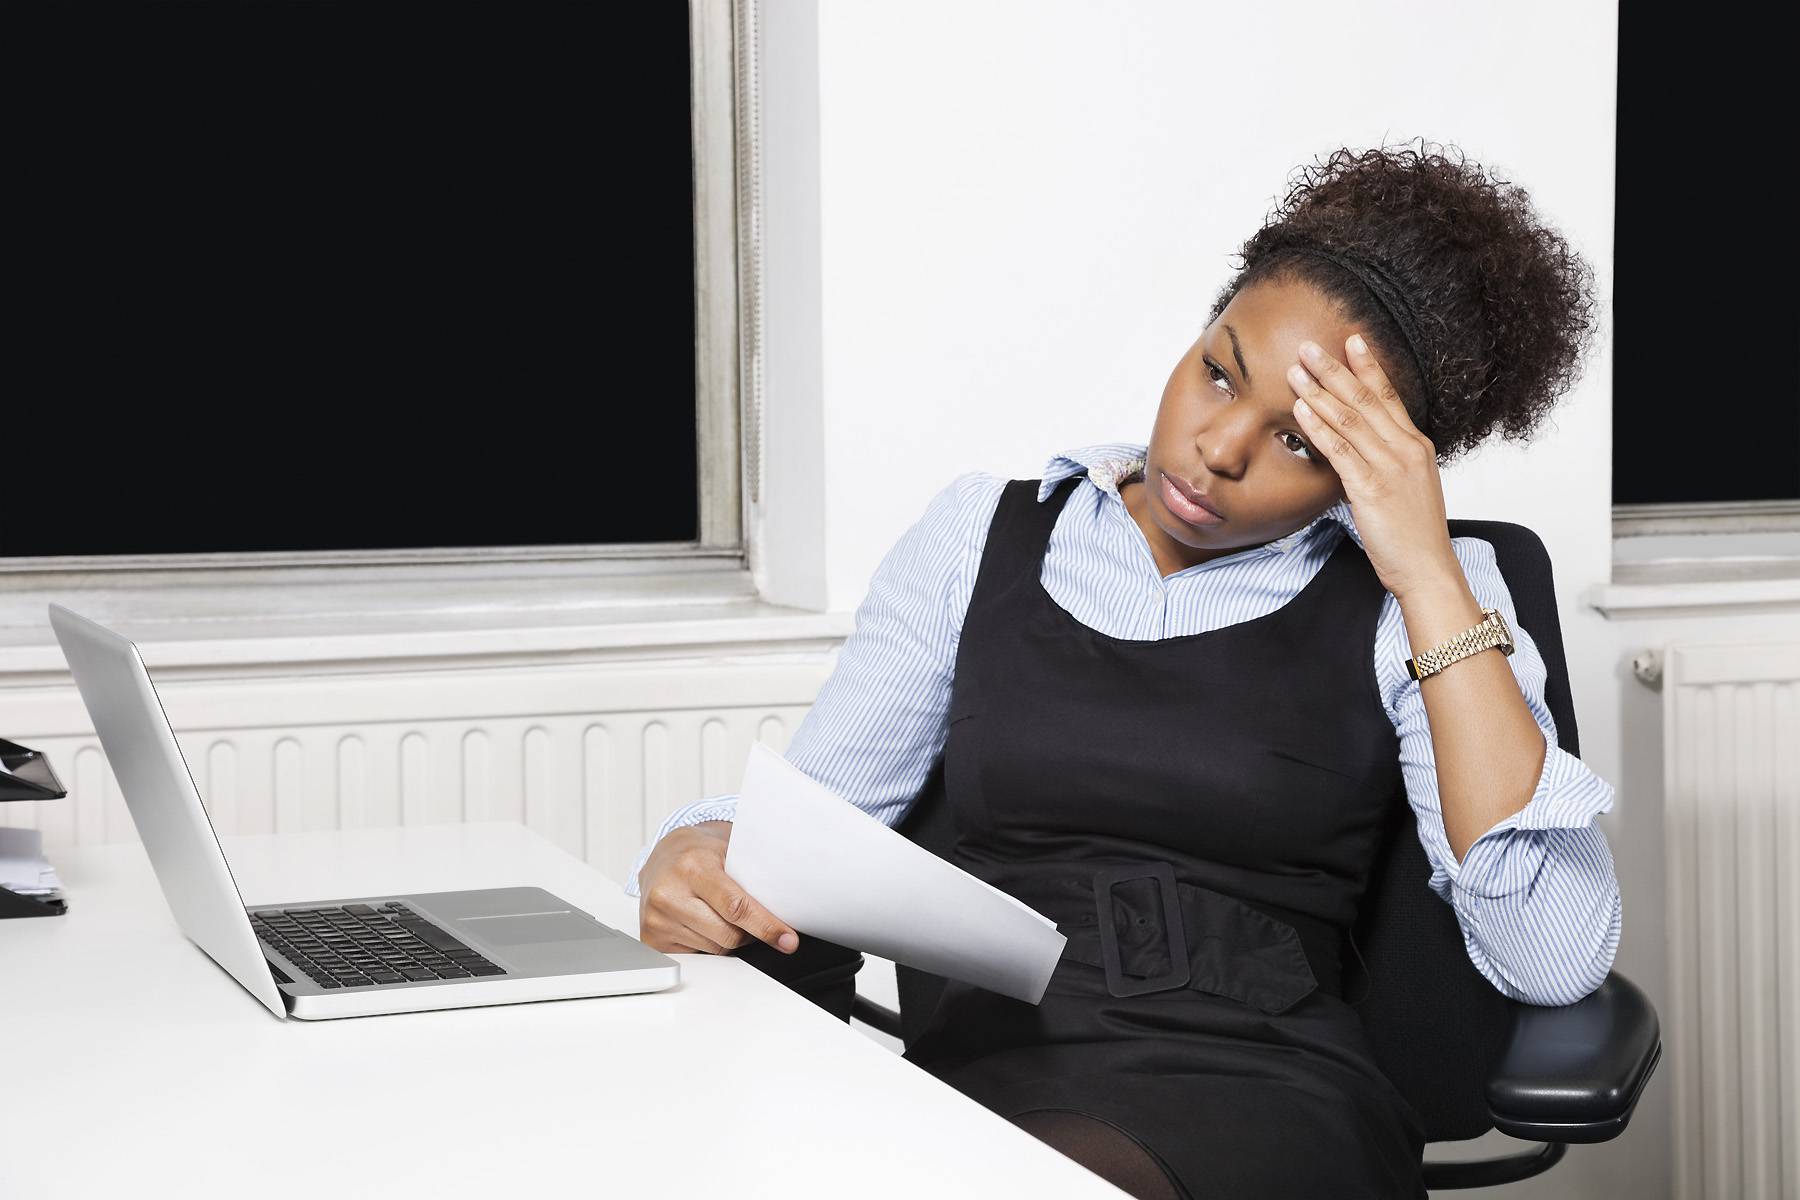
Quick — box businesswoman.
[630,141,1620,1200]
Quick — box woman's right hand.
[637,819,801,956]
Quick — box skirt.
[903,950,1429,1200]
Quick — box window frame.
[1612,499,1800,540]
[0,0,755,595]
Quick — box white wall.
[755,2,1757,1196]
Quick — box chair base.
[1422,1141,1566,1189]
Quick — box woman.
[629,141,1620,1199]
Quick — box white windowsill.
[0,564,856,682]
[1590,529,1800,619]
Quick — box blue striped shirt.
[627,441,1623,1007]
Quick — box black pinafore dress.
[901,476,1429,1200]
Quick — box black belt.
[1006,860,1356,1013]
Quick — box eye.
[1203,356,1321,465]
[1202,358,1234,395]
[1278,431,1320,464]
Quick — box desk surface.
[0,821,1127,1198]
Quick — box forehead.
[1208,277,1360,373]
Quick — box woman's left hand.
[1287,334,1461,603]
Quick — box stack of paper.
[0,827,65,899]
[724,741,1067,1005]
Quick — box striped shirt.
[626,441,1622,1007]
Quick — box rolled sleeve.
[1449,726,1617,899]
[1379,534,1623,1005]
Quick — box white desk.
[0,821,1128,1198]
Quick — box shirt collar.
[1036,441,1362,554]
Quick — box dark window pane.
[1615,8,1799,505]
[10,0,701,556]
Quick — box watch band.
[1405,606,1515,681]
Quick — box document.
[725,740,1067,1005]
[0,827,65,897]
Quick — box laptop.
[48,602,680,1020]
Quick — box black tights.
[1009,1108,1188,1200]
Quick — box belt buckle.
[1093,861,1191,998]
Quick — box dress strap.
[965,475,1081,623]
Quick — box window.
[1614,6,1799,544]
[8,0,752,577]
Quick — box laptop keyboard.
[251,902,509,990]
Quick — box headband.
[1279,245,1438,429]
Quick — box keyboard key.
[397,919,471,953]
[467,965,506,976]
[400,968,436,982]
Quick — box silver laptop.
[48,602,679,1020]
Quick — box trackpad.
[461,912,611,945]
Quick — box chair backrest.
[892,518,1580,1143]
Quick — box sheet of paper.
[0,826,64,895]
[724,740,1067,1005]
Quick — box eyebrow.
[1224,323,1251,387]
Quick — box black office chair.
[730,518,1661,1189]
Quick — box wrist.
[1391,558,1470,608]
[1398,577,1487,667]
[666,819,732,852]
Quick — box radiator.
[0,659,825,892]
[1660,640,1800,1199]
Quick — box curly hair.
[1207,139,1599,466]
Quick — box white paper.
[0,826,63,895]
[724,740,1067,1005]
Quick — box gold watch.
[1405,606,1515,681]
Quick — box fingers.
[670,924,730,955]
[1295,338,1407,448]
[639,900,731,954]
[1289,363,1373,481]
[690,868,801,956]
[1342,333,1423,436]
[671,890,754,952]
[637,824,802,957]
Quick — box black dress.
[900,475,1429,1200]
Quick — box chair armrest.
[1487,971,1662,1143]
[728,935,865,1022]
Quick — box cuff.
[622,796,740,898]
[1447,728,1617,900]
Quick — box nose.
[1193,407,1263,480]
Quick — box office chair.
[730,518,1661,1189]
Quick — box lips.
[1163,470,1224,519]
